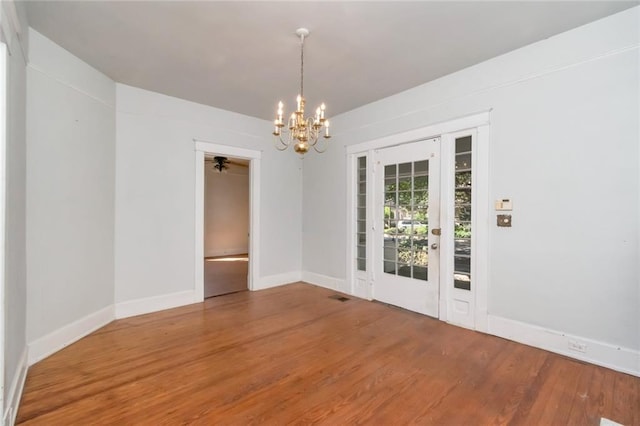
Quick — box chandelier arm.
[312,139,330,153]
[273,133,291,151]
[275,144,289,151]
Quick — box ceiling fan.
[204,156,248,173]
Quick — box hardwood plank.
[204,254,248,297]
[16,283,640,425]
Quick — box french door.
[373,138,441,316]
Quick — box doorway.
[203,156,249,297]
[373,138,441,316]
[194,140,261,302]
[346,112,490,331]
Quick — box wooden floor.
[17,283,640,425]
[204,254,248,298]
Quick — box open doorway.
[203,155,249,298]
[194,140,260,302]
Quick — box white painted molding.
[194,149,205,302]
[254,271,301,291]
[4,347,27,426]
[302,271,347,293]
[488,315,640,377]
[0,0,26,60]
[0,42,7,425]
[193,139,263,160]
[346,110,491,154]
[28,305,114,366]
[114,290,197,319]
[204,249,249,258]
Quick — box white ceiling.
[25,1,637,121]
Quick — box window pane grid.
[383,160,429,281]
[356,156,367,271]
[454,136,472,290]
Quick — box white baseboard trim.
[115,290,197,319]
[204,249,248,258]
[488,315,640,377]
[301,271,347,293]
[253,271,301,290]
[28,304,114,366]
[4,347,28,426]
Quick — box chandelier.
[273,28,330,155]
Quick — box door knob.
[431,243,438,249]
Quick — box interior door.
[374,138,440,316]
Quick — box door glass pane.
[454,256,470,273]
[455,153,472,171]
[384,261,396,274]
[385,164,396,178]
[413,266,427,280]
[413,237,428,264]
[356,156,367,271]
[384,164,396,231]
[454,273,471,291]
[398,264,411,278]
[454,235,470,256]
[398,162,412,175]
[415,160,429,173]
[357,233,366,245]
[455,137,472,153]
[357,259,366,271]
[383,158,429,281]
[454,136,472,290]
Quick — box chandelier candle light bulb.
[272,28,331,155]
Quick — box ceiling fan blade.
[228,160,249,168]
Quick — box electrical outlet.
[568,339,587,353]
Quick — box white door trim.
[194,139,261,301]
[473,124,490,332]
[0,41,7,424]
[346,110,490,155]
[346,111,490,330]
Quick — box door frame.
[439,128,490,331]
[194,139,261,301]
[346,111,490,330]
[0,41,7,424]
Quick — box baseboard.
[28,304,114,366]
[253,271,301,290]
[115,290,197,319]
[488,315,640,377]
[204,249,248,258]
[301,271,347,293]
[3,347,28,426]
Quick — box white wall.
[26,29,115,344]
[204,163,249,257]
[1,0,28,421]
[303,8,639,352]
[114,84,302,304]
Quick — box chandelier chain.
[300,35,304,97]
